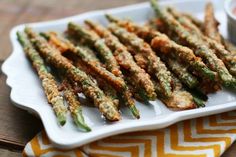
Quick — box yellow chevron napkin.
[23,111,236,157]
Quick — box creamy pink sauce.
[232,7,236,16]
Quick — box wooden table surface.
[0,0,235,156]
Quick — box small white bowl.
[225,0,236,44]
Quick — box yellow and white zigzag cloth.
[23,111,236,157]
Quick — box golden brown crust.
[25,28,121,121]
[163,90,196,109]
[86,21,156,100]
[204,2,221,43]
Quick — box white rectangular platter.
[2,0,236,149]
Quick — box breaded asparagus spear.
[153,17,222,94]
[46,32,140,119]
[167,7,236,77]
[124,73,151,102]
[205,37,236,76]
[165,58,199,89]
[104,15,216,80]
[76,58,120,108]
[153,77,197,110]
[25,27,121,121]
[223,39,236,56]
[148,18,168,34]
[46,32,117,103]
[105,14,155,42]
[61,79,91,131]
[151,36,217,79]
[17,31,67,126]
[166,7,203,37]
[67,22,122,77]
[84,20,157,100]
[50,64,91,130]
[182,13,204,30]
[204,2,221,43]
[49,31,116,104]
[66,55,120,108]
[150,0,235,87]
[170,75,205,108]
[52,35,117,100]
[108,23,173,98]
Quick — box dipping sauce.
[233,7,236,16]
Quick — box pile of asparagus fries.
[17,0,236,131]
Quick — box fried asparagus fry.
[75,58,120,108]
[166,56,217,95]
[25,27,121,121]
[223,39,236,56]
[151,36,217,80]
[204,2,221,43]
[205,37,236,76]
[105,15,216,81]
[60,42,120,108]
[63,53,120,108]
[153,76,197,110]
[124,73,151,102]
[105,14,155,42]
[151,0,235,87]
[61,79,91,131]
[51,39,118,105]
[17,32,67,126]
[182,13,204,30]
[51,65,91,130]
[46,32,140,119]
[51,33,125,90]
[108,23,173,97]
[165,58,199,89]
[167,7,236,77]
[67,22,122,77]
[84,20,157,100]
[65,48,120,108]
[166,7,203,37]
[171,75,205,108]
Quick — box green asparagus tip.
[57,114,67,126]
[84,20,93,27]
[129,105,140,119]
[224,79,236,89]
[231,80,236,88]
[204,68,216,81]
[138,89,150,102]
[73,108,91,132]
[105,14,118,23]
[68,22,75,29]
[16,31,26,47]
[193,97,205,108]
[189,88,208,101]
[187,79,199,89]
[24,27,32,34]
[84,19,93,24]
[150,0,159,11]
[150,0,163,18]
[150,0,157,6]
[165,89,172,98]
[149,93,157,101]
[68,22,88,38]
[40,32,50,40]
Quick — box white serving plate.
[2,0,236,149]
